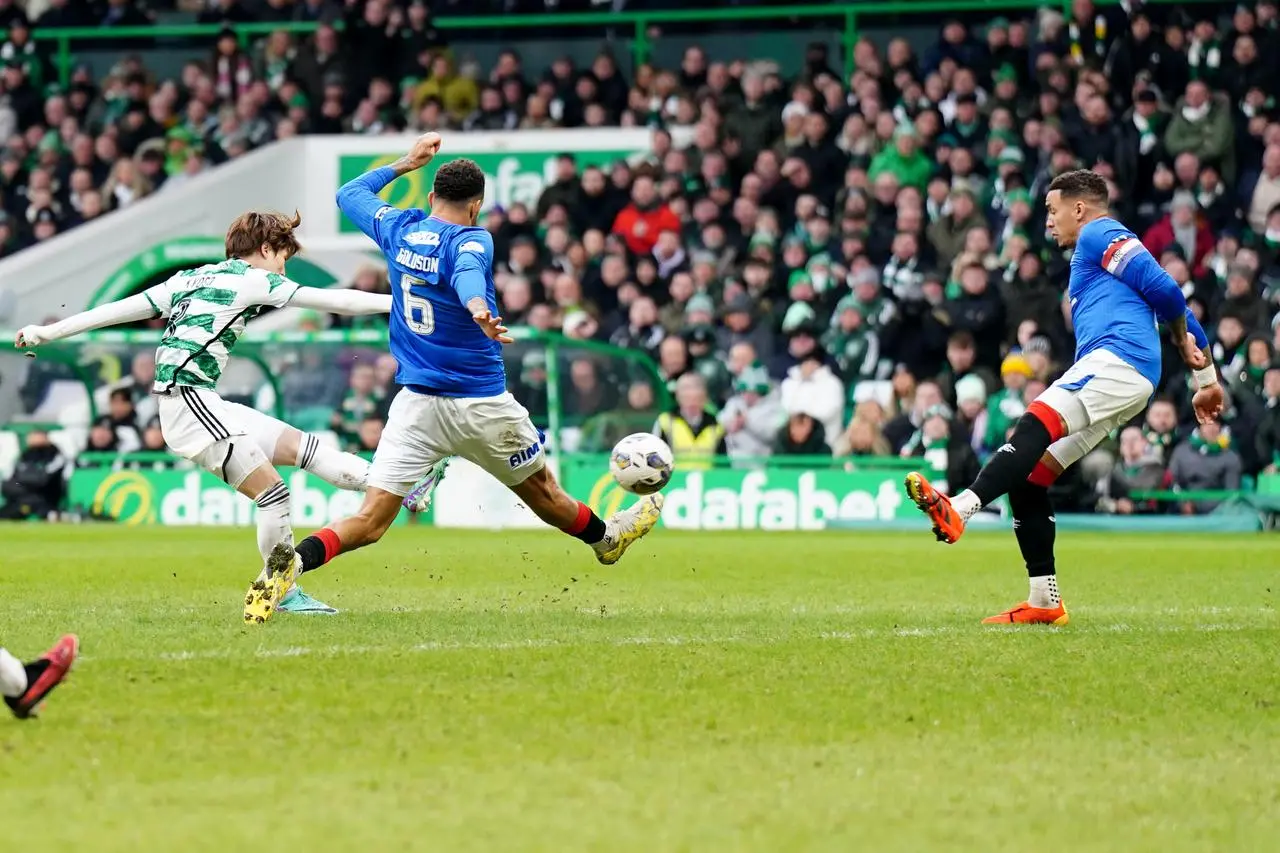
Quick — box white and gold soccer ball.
[609,433,675,495]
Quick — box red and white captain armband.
[1193,365,1219,389]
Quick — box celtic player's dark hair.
[1048,169,1108,205]
[225,210,302,260]
[433,159,486,203]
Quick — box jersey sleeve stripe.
[1103,237,1142,274]
[143,292,161,315]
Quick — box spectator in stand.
[775,412,829,457]
[81,416,122,463]
[1164,79,1237,183]
[140,419,167,453]
[1143,397,1181,464]
[833,410,892,458]
[885,380,944,454]
[654,373,725,470]
[780,347,845,449]
[1142,191,1215,276]
[1098,426,1167,515]
[903,404,980,497]
[953,373,989,455]
[355,416,384,455]
[609,296,665,359]
[0,431,66,520]
[983,353,1033,453]
[106,388,142,453]
[564,359,618,422]
[1256,365,1280,474]
[332,364,385,451]
[612,173,681,256]
[1169,421,1243,514]
[869,126,933,192]
[1250,145,1280,235]
[725,70,782,160]
[98,352,158,425]
[719,365,784,462]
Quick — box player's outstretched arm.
[14,294,160,349]
[289,287,393,316]
[335,132,442,242]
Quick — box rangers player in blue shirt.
[245,133,663,620]
[905,169,1225,625]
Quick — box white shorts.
[156,388,292,461]
[369,389,545,495]
[1035,348,1154,471]
[157,387,249,459]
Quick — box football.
[609,433,675,495]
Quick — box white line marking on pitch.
[71,621,1273,665]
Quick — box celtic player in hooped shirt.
[15,212,394,619]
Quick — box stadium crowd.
[3,0,1280,518]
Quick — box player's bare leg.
[290,466,661,578]
[2,635,79,719]
[509,466,663,565]
[290,487,403,576]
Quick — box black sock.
[296,536,326,573]
[563,501,608,545]
[969,413,1055,506]
[1009,480,1056,577]
[13,661,46,699]
[573,511,607,545]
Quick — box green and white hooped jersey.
[142,258,299,393]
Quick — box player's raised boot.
[6,634,78,719]
[904,472,966,544]
[595,494,664,565]
[243,542,297,624]
[982,601,1070,625]
[402,457,451,513]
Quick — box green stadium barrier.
[34,450,1274,530]
[564,453,927,528]
[64,463,429,526]
[0,326,673,444]
[10,0,1187,89]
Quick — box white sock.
[0,648,28,698]
[254,481,295,564]
[1029,575,1061,608]
[296,434,369,492]
[950,489,982,520]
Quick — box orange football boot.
[981,601,1070,625]
[904,472,966,543]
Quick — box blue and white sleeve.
[450,231,494,308]
[335,166,404,253]
[1096,232,1189,324]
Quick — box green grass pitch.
[1,525,1278,851]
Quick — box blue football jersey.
[337,167,506,397]
[1069,216,1208,388]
